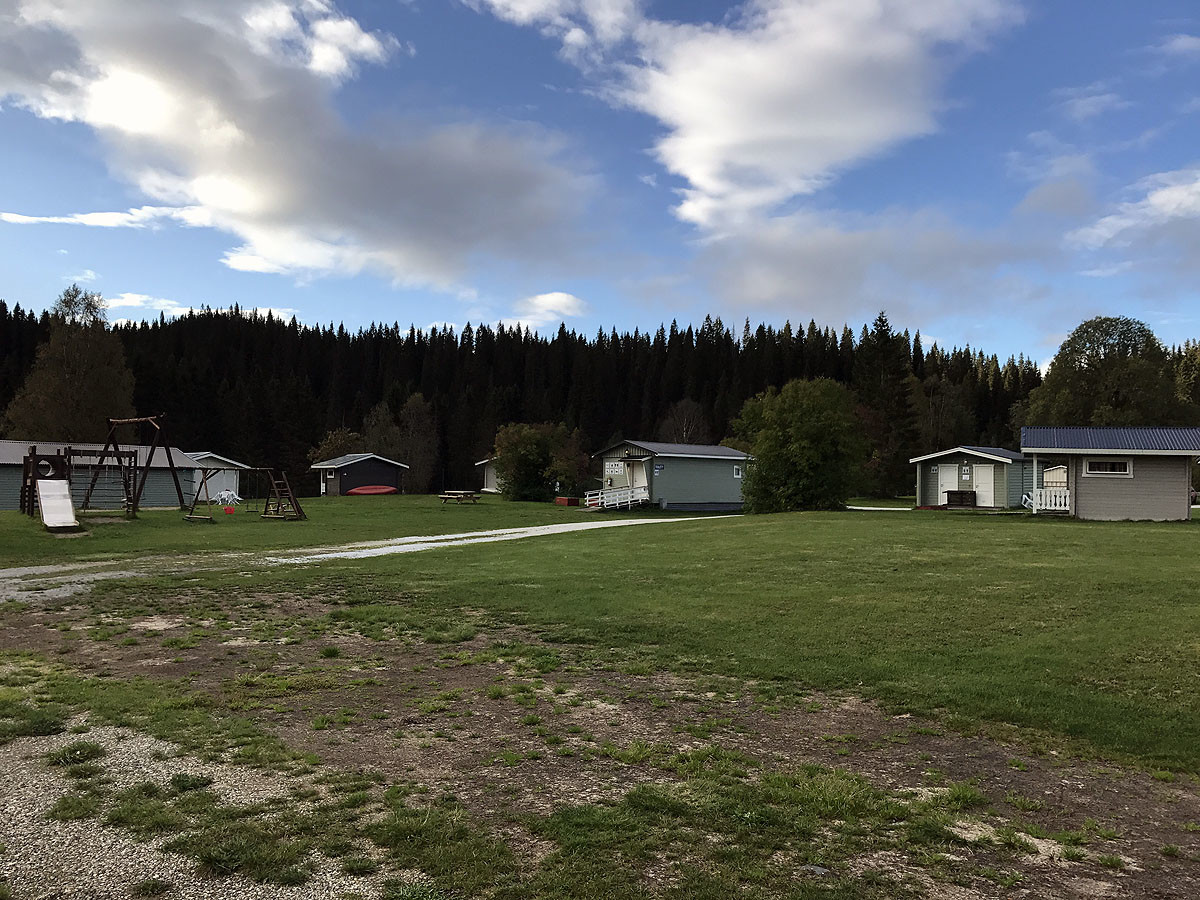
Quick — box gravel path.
[266,515,738,562]
[0,515,738,601]
[0,724,389,900]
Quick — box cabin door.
[937,465,958,504]
[626,460,648,489]
[974,465,995,507]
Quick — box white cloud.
[625,0,1021,228]
[1,206,212,228]
[66,268,98,282]
[105,292,298,321]
[1069,168,1200,249]
[1153,33,1200,60]
[0,0,589,290]
[1053,82,1131,123]
[105,292,194,317]
[475,0,1020,228]
[506,290,588,327]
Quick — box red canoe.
[345,485,399,495]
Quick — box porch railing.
[1030,487,1070,512]
[584,486,650,509]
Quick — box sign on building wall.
[604,461,622,475]
[654,463,664,474]
[961,464,971,481]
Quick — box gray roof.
[0,439,200,469]
[909,445,1024,464]
[1021,426,1200,454]
[593,439,749,460]
[186,451,251,469]
[310,452,409,470]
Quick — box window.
[1083,458,1132,478]
[733,465,742,479]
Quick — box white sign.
[604,461,622,475]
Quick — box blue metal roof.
[1021,426,1200,453]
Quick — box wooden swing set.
[185,467,305,522]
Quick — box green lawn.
[220,510,1200,770]
[0,495,612,567]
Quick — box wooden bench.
[439,491,478,504]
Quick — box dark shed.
[310,453,409,496]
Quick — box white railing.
[584,486,650,509]
[1030,487,1070,512]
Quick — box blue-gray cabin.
[0,439,198,511]
[310,452,409,495]
[1021,426,1200,521]
[592,440,749,511]
[910,445,1035,509]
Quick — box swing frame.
[82,414,186,516]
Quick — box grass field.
[2,505,1198,897]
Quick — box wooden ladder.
[262,471,306,521]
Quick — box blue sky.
[1,1,1199,363]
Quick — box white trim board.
[909,447,1018,465]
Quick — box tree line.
[3,288,1191,498]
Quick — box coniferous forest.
[0,299,1056,496]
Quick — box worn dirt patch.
[1,590,1199,898]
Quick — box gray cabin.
[1021,426,1199,521]
[311,453,408,496]
[0,439,198,511]
[910,445,1034,509]
[589,440,749,511]
[187,451,250,498]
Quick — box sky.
[1,0,1199,363]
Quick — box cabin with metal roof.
[1020,426,1200,521]
[310,452,409,496]
[0,439,199,511]
[909,445,1034,509]
[587,440,749,511]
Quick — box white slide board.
[36,479,79,529]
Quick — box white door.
[974,464,995,507]
[937,465,957,504]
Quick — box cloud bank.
[0,0,589,290]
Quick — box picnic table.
[439,490,479,504]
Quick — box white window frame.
[733,464,742,479]
[1082,457,1133,478]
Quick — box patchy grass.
[45,740,107,767]
[130,878,172,897]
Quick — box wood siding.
[1071,455,1190,521]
